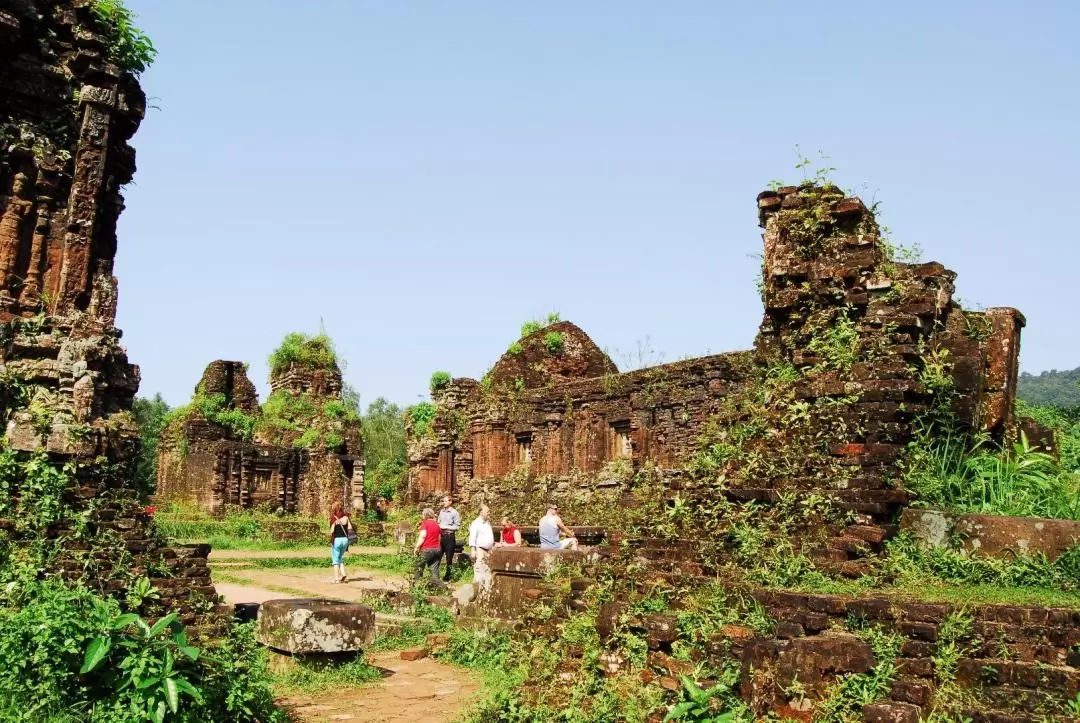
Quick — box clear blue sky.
[114,1,1079,409]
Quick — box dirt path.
[214,564,477,722]
[209,546,397,560]
[214,581,292,605]
[281,651,478,722]
[214,567,409,604]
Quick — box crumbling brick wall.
[488,544,1080,722]
[407,185,1024,526]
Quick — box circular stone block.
[257,598,375,654]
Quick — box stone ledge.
[900,509,1080,561]
[488,547,591,576]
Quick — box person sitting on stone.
[538,504,578,550]
[413,507,444,587]
[329,503,351,583]
[498,516,523,547]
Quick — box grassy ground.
[184,535,386,551]
[155,503,391,550]
[212,552,413,573]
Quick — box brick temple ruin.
[155,357,364,517]
[409,186,1080,720]
[0,1,215,619]
[407,187,1023,513]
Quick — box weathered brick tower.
[0,0,214,618]
[156,356,365,518]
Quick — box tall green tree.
[361,397,407,501]
[132,393,170,497]
[1018,367,1080,408]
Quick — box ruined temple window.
[611,422,632,459]
[255,469,272,491]
[515,433,532,465]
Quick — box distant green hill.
[1018,367,1080,408]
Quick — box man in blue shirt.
[437,495,461,582]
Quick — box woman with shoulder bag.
[329,503,351,583]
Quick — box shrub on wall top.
[268,332,338,376]
[430,371,452,393]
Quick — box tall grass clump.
[905,427,1080,520]
[1017,399,1080,472]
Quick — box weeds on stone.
[91,0,157,75]
[814,624,902,721]
[408,402,438,437]
[662,667,751,722]
[544,331,566,355]
[163,389,257,441]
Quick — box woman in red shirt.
[413,507,443,585]
[499,516,523,547]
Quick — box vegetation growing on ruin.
[163,388,257,442]
[267,332,338,376]
[91,0,157,75]
[448,563,787,722]
[544,330,566,355]
[0,119,74,166]
[256,389,351,450]
[443,172,1080,715]
[906,427,1080,519]
[520,311,561,339]
[1018,399,1080,472]
[408,402,438,438]
[899,348,1080,520]
[429,370,451,393]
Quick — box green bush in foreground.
[0,579,284,722]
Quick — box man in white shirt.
[467,504,495,586]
